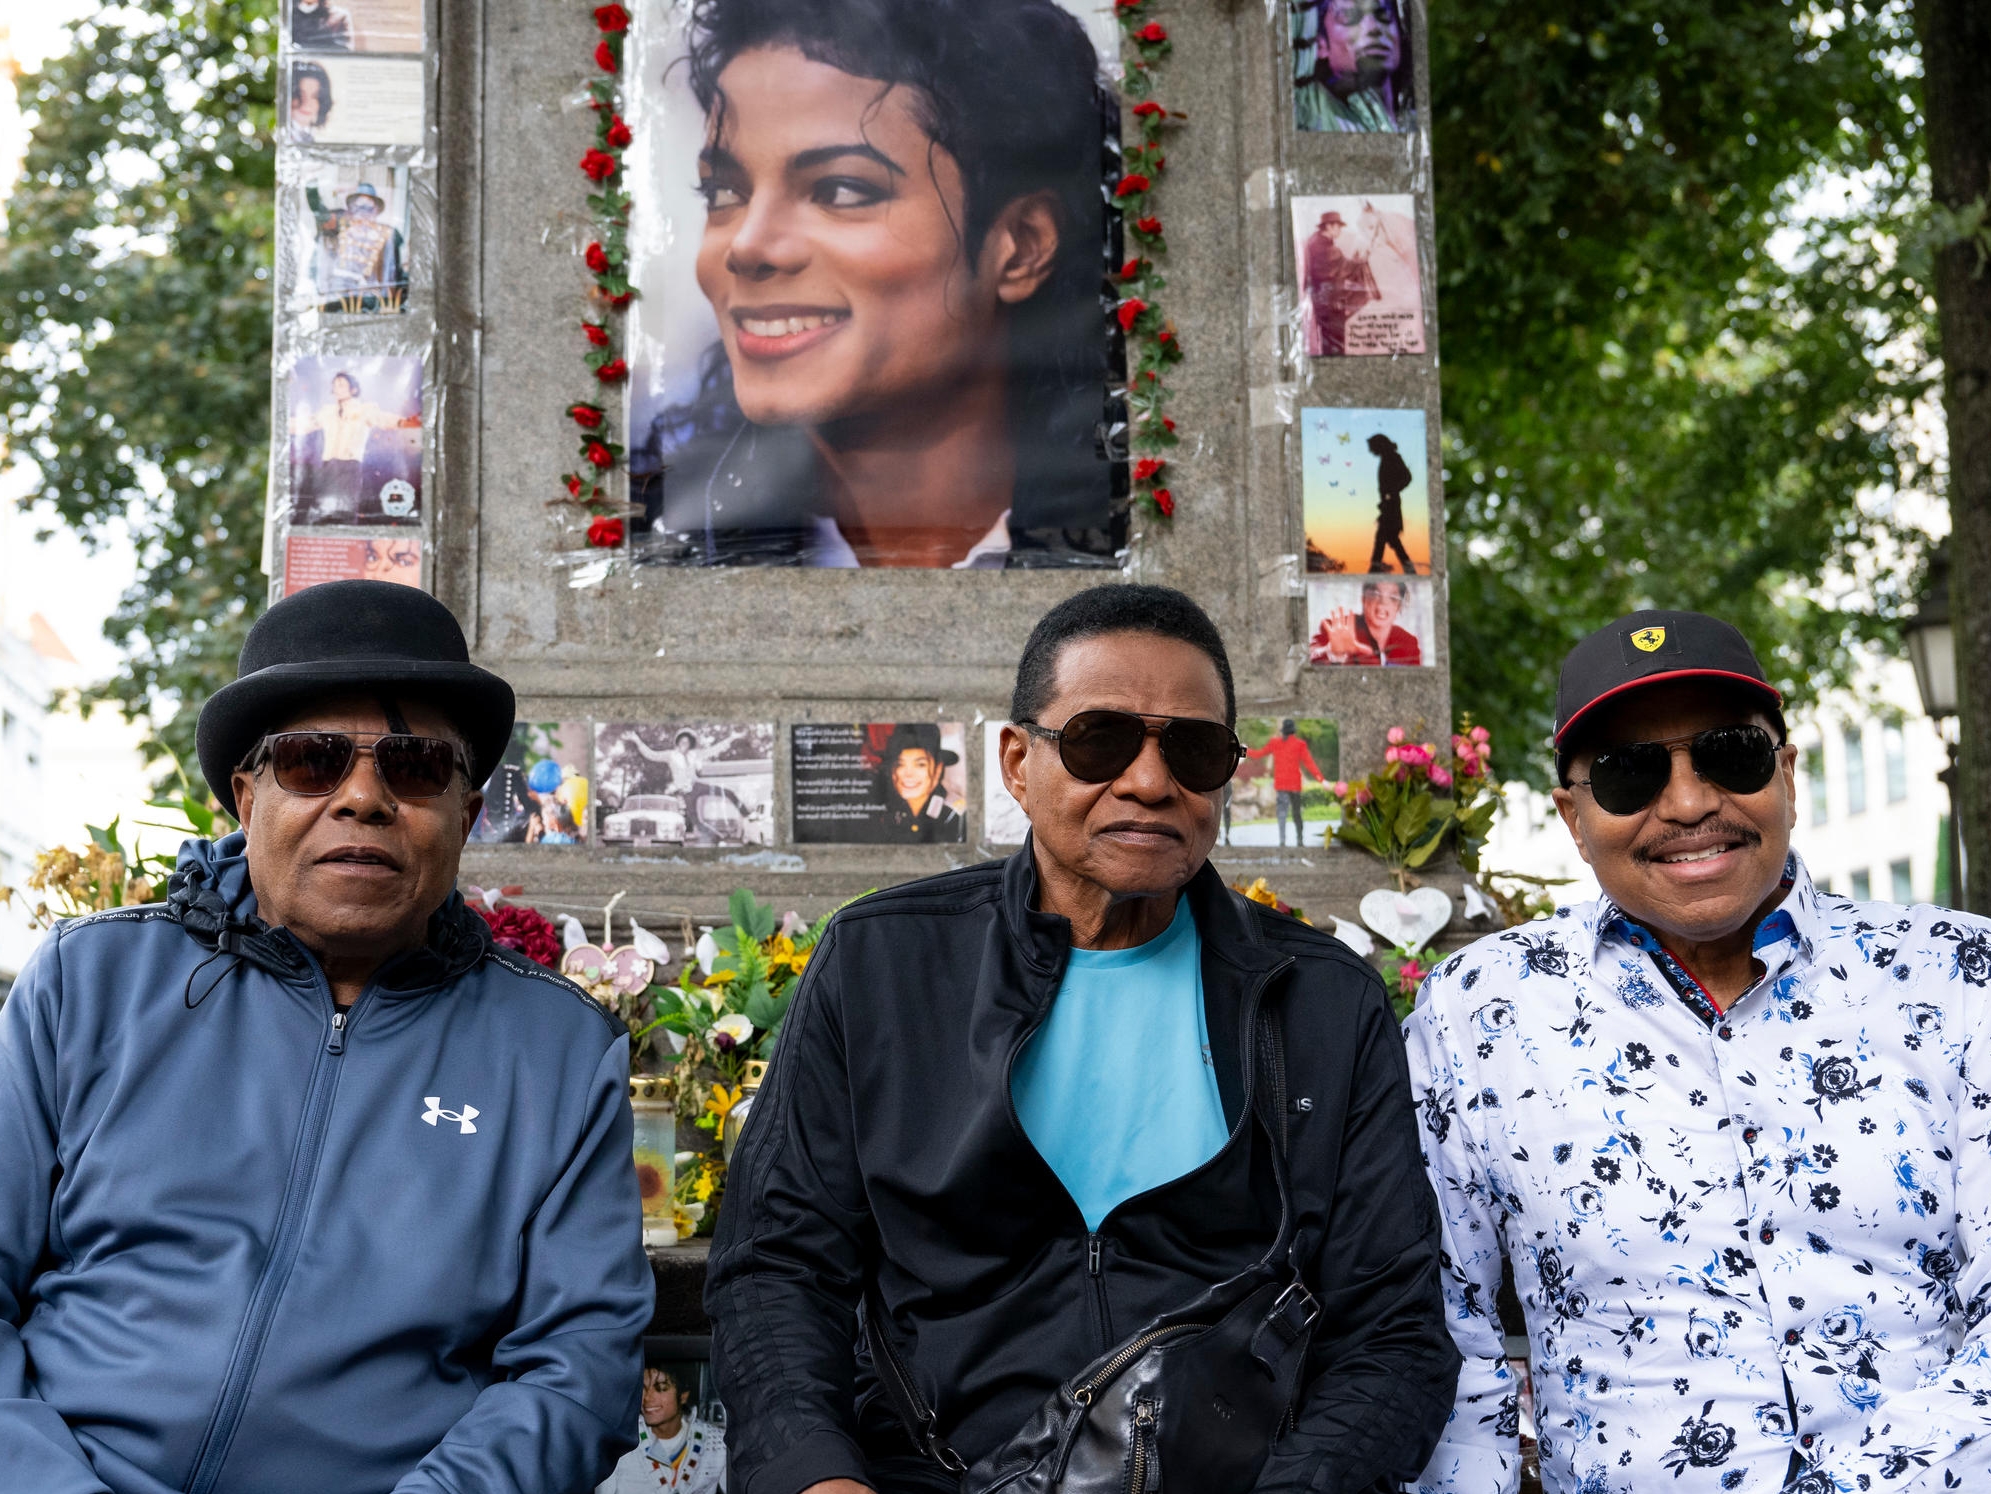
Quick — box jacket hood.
[164,832,490,994]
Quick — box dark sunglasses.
[250,731,467,800]
[1017,710,1244,794]
[1571,724,1783,816]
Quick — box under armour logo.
[421,1096,480,1134]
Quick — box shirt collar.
[1587,850,1818,969]
[807,509,1012,569]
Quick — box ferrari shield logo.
[1630,626,1667,653]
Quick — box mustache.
[1632,820,1764,865]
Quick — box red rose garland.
[1114,0,1183,519]
[560,4,639,546]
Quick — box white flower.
[695,928,720,975]
[1330,918,1376,957]
[1462,881,1495,921]
[713,1012,755,1045]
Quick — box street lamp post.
[1906,547,1964,908]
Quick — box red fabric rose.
[595,358,628,382]
[584,241,610,273]
[475,904,562,968]
[586,441,614,469]
[1114,173,1151,198]
[1133,457,1166,483]
[569,402,605,428]
[1162,416,1176,433]
[588,515,626,547]
[605,114,633,149]
[1119,257,1143,281]
[1116,298,1147,332]
[565,473,584,497]
[1132,101,1164,118]
[1133,216,1163,237]
[1158,327,1179,349]
[594,39,618,72]
[582,322,610,347]
[1137,22,1167,42]
[594,3,630,31]
[580,147,619,183]
[1114,0,1142,12]
[607,291,634,307]
[1152,488,1175,517]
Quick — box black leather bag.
[865,1004,1319,1494]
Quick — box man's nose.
[1652,742,1721,820]
[333,750,400,821]
[725,198,806,281]
[1111,732,1176,802]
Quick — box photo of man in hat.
[306,175,407,314]
[877,723,967,844]
[0,579,651,1494]
[1302,208,1378,356]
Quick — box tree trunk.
[1916,0,1991,913]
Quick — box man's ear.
[459,788,484,844]
[1550,786,1595,867]
[984,192,1062,306]
[232,771,258,832]
[999,723,1034,816]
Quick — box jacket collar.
[165,832,489,994]
[997,837,1283,975]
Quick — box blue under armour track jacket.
[0,834,651,1494]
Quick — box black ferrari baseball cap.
[1553,610,1784,783]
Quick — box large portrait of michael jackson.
[623,0,1128,569]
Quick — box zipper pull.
[328,1009,347,1055]
[1087,1234,1102,1276]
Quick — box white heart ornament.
[1359,887,1454,955]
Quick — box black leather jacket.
[707,849,1460,1494]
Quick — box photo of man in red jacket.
[1247,718,1329,846]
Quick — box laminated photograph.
[472,723,592,845]
[295,164,410,315]
[1289,195,1423,357]
[285,355,423,525]
[593,723,775,848]
[620,0,1127,568]
[1307,574,1433,668]
[1290,0,1414,133]
[1226,718,1339,848]
[1302,406,1428,577]
[281,535,423,596]
[983,721,1032,846]
[285,0,426,53]
[791,723,967,845]
[283,56,425,146]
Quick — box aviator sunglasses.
[1016,710,1244,793]
[1571,724,1783,816]
[247,731,468,800]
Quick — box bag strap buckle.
[1270,1280,1320,1336]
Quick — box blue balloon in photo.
[527,758,564,793]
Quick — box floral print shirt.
[1404,855,1991,1494]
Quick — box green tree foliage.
[0,0,276,785]
[1432,2,1932,784]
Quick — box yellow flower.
[703,1084,741,1125]
[672,1206,695,1239]
[1239,877,1278,908]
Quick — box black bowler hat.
[197,581,516,818]
[877,723,959,771]
[1553,609,1783,782]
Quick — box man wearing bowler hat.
[1302,208,1376,356]
[1407,611,1991,1494]
[308,177,407,312]
[0,580,651,1494]
[876,723,964,844]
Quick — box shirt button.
[1760,1226,1775,1244]
[1743,1128,1758,1143]
[1718,1025,1733,1040]
[1800,1434,1816,1448]
[1785,1329,1801,1345]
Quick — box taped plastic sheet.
[267,28,439,603]
[1250,383,1301,428]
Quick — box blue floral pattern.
[1405,857,1991,1494]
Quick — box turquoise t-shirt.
[1011,897,1230,1230]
